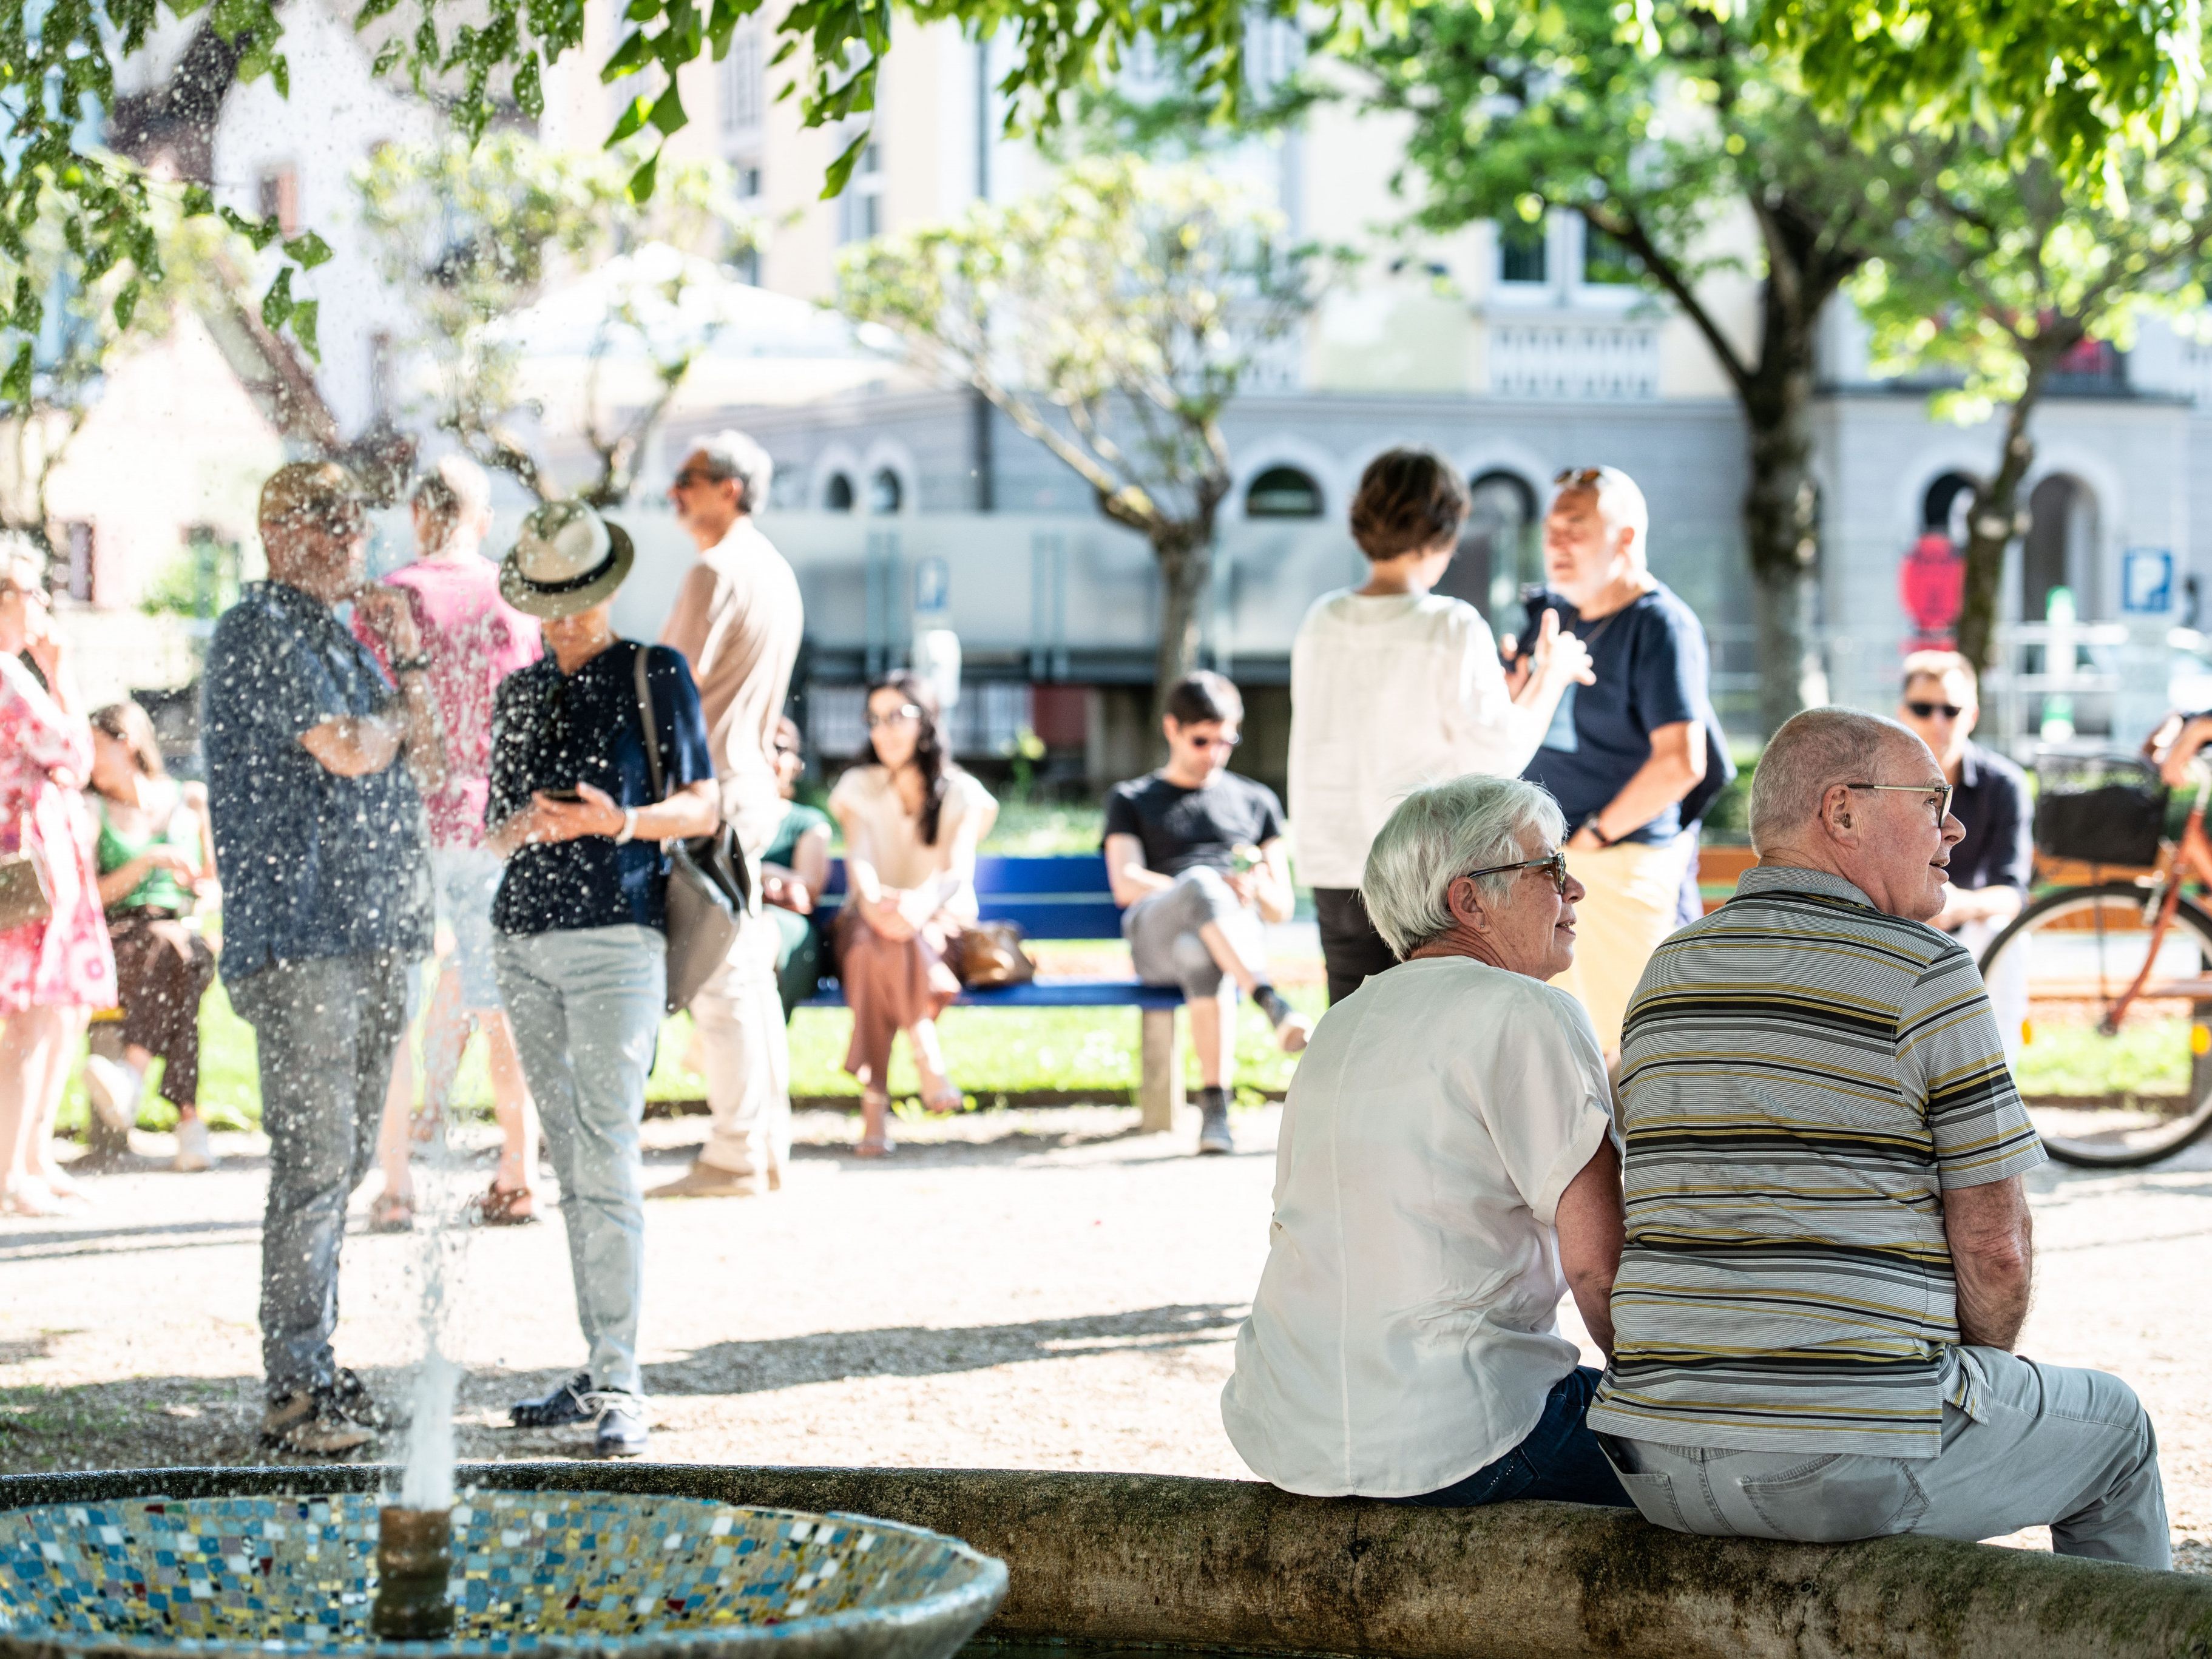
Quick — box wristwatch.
[390,655,433,676]
[1579,814,1613,848]
[614,807,638,846]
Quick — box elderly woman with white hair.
[1220,772,1631,1508]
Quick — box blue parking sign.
[2122,548,2173,614]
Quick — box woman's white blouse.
[1287,590,1548,889]
[1220,956,1617,1498]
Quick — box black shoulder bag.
[634,645,752,1013]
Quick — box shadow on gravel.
[0,1303,1248,1475]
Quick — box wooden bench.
[804,852,1191,1130]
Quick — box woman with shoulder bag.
[0,542,117,1215]
[483,504,718,1458]
[828,672,998,1154]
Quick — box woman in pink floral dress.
[0,547,115,1215]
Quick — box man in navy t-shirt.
[1515,466,1716,1056]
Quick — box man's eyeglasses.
[671,467,727,490]
[1459,848,1571,897]
[1904,700,1966,721]
[865,704,922,729]
[1845,781,1955,820]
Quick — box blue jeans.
[495,925,666,1396]
[1393,1367,1632,1509]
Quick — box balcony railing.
[1487,316,1662,399]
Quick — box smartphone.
[541,787,584,803]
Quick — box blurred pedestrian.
[84,700,219,1172]
[1897,650,2029,945]
[1105,672,1303,1157]
[1517,466,1716,1059]
[489,503,718,1456]
[201,461,442,1455]
[651,431,802,1200]
[0,541,115,1215]
[761,717,830,1018]
[354,456,544,1230]
[1290,448,1592,1004]
[830,672,999,1155]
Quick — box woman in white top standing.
[828,672,998,1156]
[1290,448,1593,1003]
[1220,773,1628,1508]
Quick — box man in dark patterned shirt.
[1589,707,2169,1568]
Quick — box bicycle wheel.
[1978,881,2212,1167]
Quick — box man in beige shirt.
[651,430,805,1198]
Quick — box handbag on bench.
[633,646,753,1014]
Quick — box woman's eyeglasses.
[1460,848,1571,896]
[865,704,922,729]
[1904,700,1966,721]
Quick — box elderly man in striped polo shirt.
[1587,707,2170,1567]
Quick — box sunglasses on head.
[1904,700,1966,720]
[1553,466,1606,489]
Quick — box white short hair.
[692,430,774,515]
[1747,707,1926,853]
[1360,774,1566,958]
[1553,465,1649,561]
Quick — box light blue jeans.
[493,925,666,1397]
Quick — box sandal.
[921,1087,964,1116]
[368,1193,414,1234]
[855,1134,896,1158]
[466,1182,537,1227]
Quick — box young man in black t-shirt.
[1103,672,1310,1155]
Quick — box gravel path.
[2,1104,2208,1569]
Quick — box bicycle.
[1977,751,2212,1167]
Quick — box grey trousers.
[1123,867,1262,1000]
[228,950,408,1399]
[690,915,791,1184]
[1608,1346,2170,1569]
[495,925,667,1397]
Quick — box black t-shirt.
[1947,741,2033,896]
[1103,771,1287,877]
[488,640,713,937]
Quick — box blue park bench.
[802,851,1191,1129]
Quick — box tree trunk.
[1150,523,1214,731]
[1739,333,1825,735]
[1955,389,2042,671]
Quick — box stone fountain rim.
[0,1473,1010,1658]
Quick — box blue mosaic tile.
[0,1494,995,1655]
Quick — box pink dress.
[0,655,115,1014]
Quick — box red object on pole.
[1901,533,1964,643]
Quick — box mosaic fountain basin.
[0,1490,1007,1659]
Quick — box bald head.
[1749,709,1924,853]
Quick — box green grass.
[2011,1016,2191,1100]
[60,962,1322,1136]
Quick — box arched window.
[1244,464,1324,519]
[869,468,904,513]
[1921,471,1976,541]
[2024,474,2099,621]
[1436,470,1540,621]
[822,472,855,512]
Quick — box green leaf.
[822,128,870,197]
[113,278,140,329]
[371,36,405,74]
[220,206,281,250]
[1,344,31,408]
[515,56,544,117]
[354,0,399,28]
[260,266,296,331]
[625,149,661,201]
[284,229,334,268]
[289,299,320,360]
[648,79,688,135]
[606,94,650,144]
[601,29,655,77]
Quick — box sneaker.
[1197,1097,1235,1156]
[83,1055,142,1132]
[509,1370,596,1430]
[648,1160,769,1200]
[262,1390,373,1457]
[592,1391,650,1458]
[172,1118,215,1173]
[328,1368,390,1432]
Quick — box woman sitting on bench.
[828,672,998,1156]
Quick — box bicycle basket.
[2031,751,2168,866]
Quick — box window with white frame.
[721,29,763,138]
[1498,216,1547,285]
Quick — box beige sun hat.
[499,501,636,619]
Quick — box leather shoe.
[510,1370,595,1430]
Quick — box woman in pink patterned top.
[0,544,115,1215]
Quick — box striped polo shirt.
[1585,865,2045,1458]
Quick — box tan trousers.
[1551,831,1698,1055]
[691,914,791,1187]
